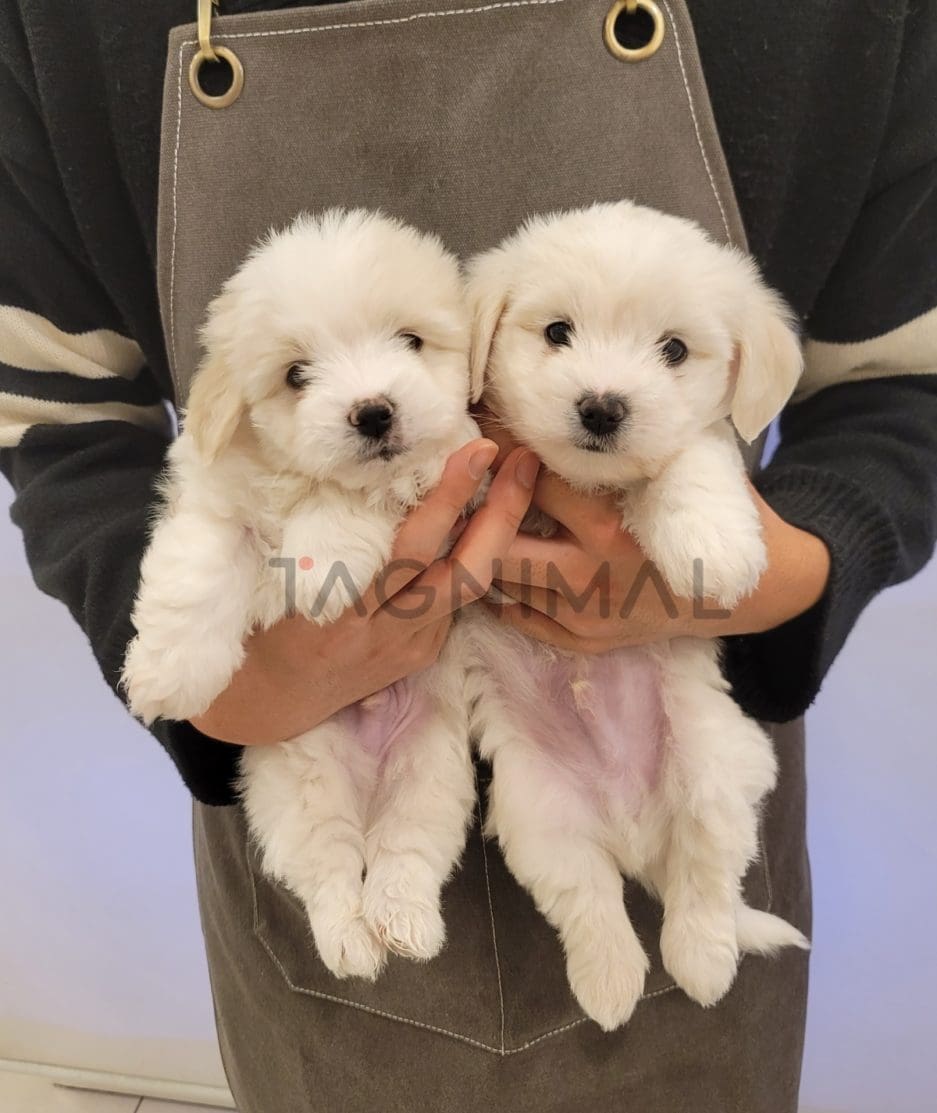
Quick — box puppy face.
[468,202,802,487]
[186,209,470,488]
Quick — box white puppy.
[465,201,809,1030]
[123,210,479,979]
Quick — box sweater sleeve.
[723,4,937,722]
[0,15,240,804]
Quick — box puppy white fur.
[465,201,809,1030]
[123,210,479,979]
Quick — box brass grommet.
[603,0,666,62]
[188,45,244,109]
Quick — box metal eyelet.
[189,46,244,109]
[188,0,244,108]
[603,0,666,62]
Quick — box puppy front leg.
[626,424,766,609]
[362,650,475,961]
[123,510,261,723]
[280,501,395,626]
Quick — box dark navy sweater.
[1,0,935,804]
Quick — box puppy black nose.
[349,398,395,439]
[577,393,628,437]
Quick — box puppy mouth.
[572,432,619,454]
[357,437,407,462]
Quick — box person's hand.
[478,425,830,654]
[191,439,540,744]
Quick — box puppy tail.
[736,904,810,956]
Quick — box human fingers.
[498,528,647,590]
[480,598,621,654]
[529,471,621,549]
[496,533,594,587]
[387,448,540,624]
[493,578,621,639]
[360,438,498,613]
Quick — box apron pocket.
[248,767,773,1053]
[247,801,515,1054]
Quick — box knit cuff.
[722,465,899,722]
[151,719,242,807]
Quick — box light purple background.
[1,475,935,1110]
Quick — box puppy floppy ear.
[466,251,510,404]
[184,290,247,463]
[729,272,804,444]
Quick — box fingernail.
[515,451,540,490]
[469,442,498,480]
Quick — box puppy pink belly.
[495,645,666,806]
[335,679,428,761]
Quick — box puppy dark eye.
[286,363,306,390]
[401,332,423,352]
[660,337,689,366]
[545,320,573,347]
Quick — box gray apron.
[156,2,810,1109]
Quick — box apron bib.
[156,2,809,1108]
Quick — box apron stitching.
[166,0,740,390]
[169,0,566,389]
[257,934,506,1051]
[257,919,590,1054]
[642,982,679,1001]
[169,39,186,400]
[503,1016,588,1053]
[247,812,262,934]
[475,772,506,1053]
[246,803,592,1054]
[178,1,759,1052]
[661,0,732,244]
[245,813,507,1052]
[759,822,774,910]
[258,925,592,1056]
[185,0,567,45]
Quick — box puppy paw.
[293,570,353,625]
[122,635,228,724]
[660,915,740,1007]
[122,672,169,727]
[363,889,446,961]
[310,908,386,981]
[646,514,767,610]
[567,929,649,1031]
[290,552,377,625]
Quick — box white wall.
[1,479,935,1110]
[0,487,228,1102]
[799,559,937,1113]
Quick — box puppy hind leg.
[362,703,475,962]
[240,729,386,981]
[488,749,649,1031]
[655,642,785,1006]
[659,809,743,1008]
[658,719,763,1004]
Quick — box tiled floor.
[0,1071,231,1113]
